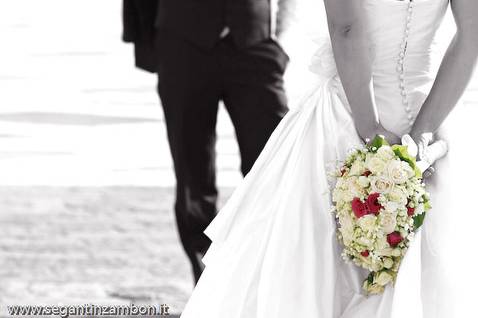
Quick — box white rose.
[358,214,377,232]
[382,257,394,269]
[377,247,394,257]
[371,262,382,272]
[392,248,401,257]
[379,211,397,234]
[388,186,407,205]
[333,189,354,203]
[358,176,370,187]
[359,257,380,272]
[376,146,395,161]
[387,160,409,184]
[375,271,393,286]
[349,160,366,176]
[375,236,389,250]
[357,236,373,248]
[401,161,415,178]
[366,156,387,174]
[346,177,365,198]
[370,176,394,194]
[384,201,401,213]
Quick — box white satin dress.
[181,0,477,317]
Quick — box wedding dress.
[181,0,477,317]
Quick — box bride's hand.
[410,132,434,161]
[404,132,448,178]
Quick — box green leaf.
[414,166,423,179]
[367,272,374,284]
[368,135,390,152]
[413,212,426,229]
[391,145,412,162]
[424,200,432,211]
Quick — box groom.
[123,0,293,283]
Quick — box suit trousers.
[156,31,289,282]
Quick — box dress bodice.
[310,0,449,136]
[366,0,449,135]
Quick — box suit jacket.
[122,0,159,72]
[122,0,274,73]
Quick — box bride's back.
[303,0,449,136]
[366,0,449,136]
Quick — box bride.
[181,0,478,317]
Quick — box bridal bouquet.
[332,135,431,295]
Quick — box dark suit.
[123,0,289,283]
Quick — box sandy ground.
[0,1,477,317]
[0,186,232,317]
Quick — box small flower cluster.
[332,136,431,294]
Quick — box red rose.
[361,250,370,257]
[352,198,369,218]
[366,193,382,215]
[362,170,372,177]
[387,232,403,247]
[407,206,415,216]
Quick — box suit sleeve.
[122,0,138,42]
[122,0,159,43]
[122,0,160,73]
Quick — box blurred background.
[0,0,222,316]
[0,0,476,317]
